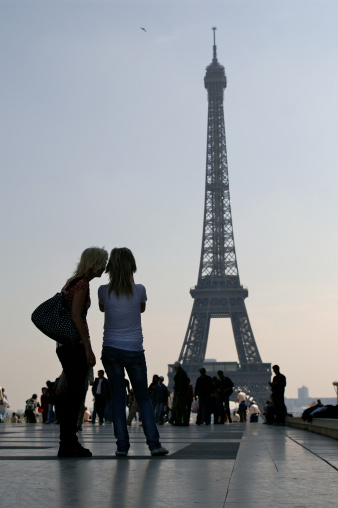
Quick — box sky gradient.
[1,0,338,411]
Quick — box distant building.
[298,386,309,402]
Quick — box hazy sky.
[1,0,338,411]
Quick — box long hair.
[67,247,108,284]
[106,247,137,298]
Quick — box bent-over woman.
[57,246,108,457]
[99,247,168,456]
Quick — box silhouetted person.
[268,365,286,425]
[195,368,213,425]
[173,362,190,426]
[92,370,110,425]
[216,371,234,423]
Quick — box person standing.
[99,247,168,456]
[236,389,248,422]
[216,371,234,424]
[56,246,108,457]
[173,362,190,426]
[268,365,286,425]
[92,370,110,425]
[40,387,48,423]
[194,368,214,425]
[152,377,168,425]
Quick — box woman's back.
[98,283,147,351]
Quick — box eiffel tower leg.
[178,301,211,369]
[230,299,262,364]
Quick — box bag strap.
[63,276,89,305]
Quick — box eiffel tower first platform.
[168,29,271,411]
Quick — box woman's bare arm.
[71,289,96,366]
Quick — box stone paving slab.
[0,422,337,507]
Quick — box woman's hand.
[85,347,96,367]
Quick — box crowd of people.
[18,366,262,429]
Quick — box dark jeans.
[56,344,88,447]
[102,346,161,452]
[197,396,211,424]
[217,395,231,423]
[25,410,36,423]
[175,391,189,424]
[274,395,286,424]
[95,394,106,423]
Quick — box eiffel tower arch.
[168,29,271,411]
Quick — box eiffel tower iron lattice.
[168,29,271,411]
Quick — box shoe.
[151,446,169,456]
[99,421,103,425]
[115,450,128,456]
[58,444,92,458]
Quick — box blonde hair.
[67,247,108,283]
[106,247,137,298]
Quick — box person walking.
[99,247,168,456]
[56,246,108,458]
[268,365,286,425]
[92,370,110,425]
[152,377,168,425]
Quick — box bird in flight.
[140,27,147,32]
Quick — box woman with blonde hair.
[57,246,108,458]
[99,247,168,456]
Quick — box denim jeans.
[101,346,161,452]
[154,402,164,424]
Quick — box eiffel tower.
[168,29,271,411]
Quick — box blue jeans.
[154,402,164,424]
[101,346,161,452]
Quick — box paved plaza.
[1,421,337,507]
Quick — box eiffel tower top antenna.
[212,27,217,61]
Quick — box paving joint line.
[284,432,338,472]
